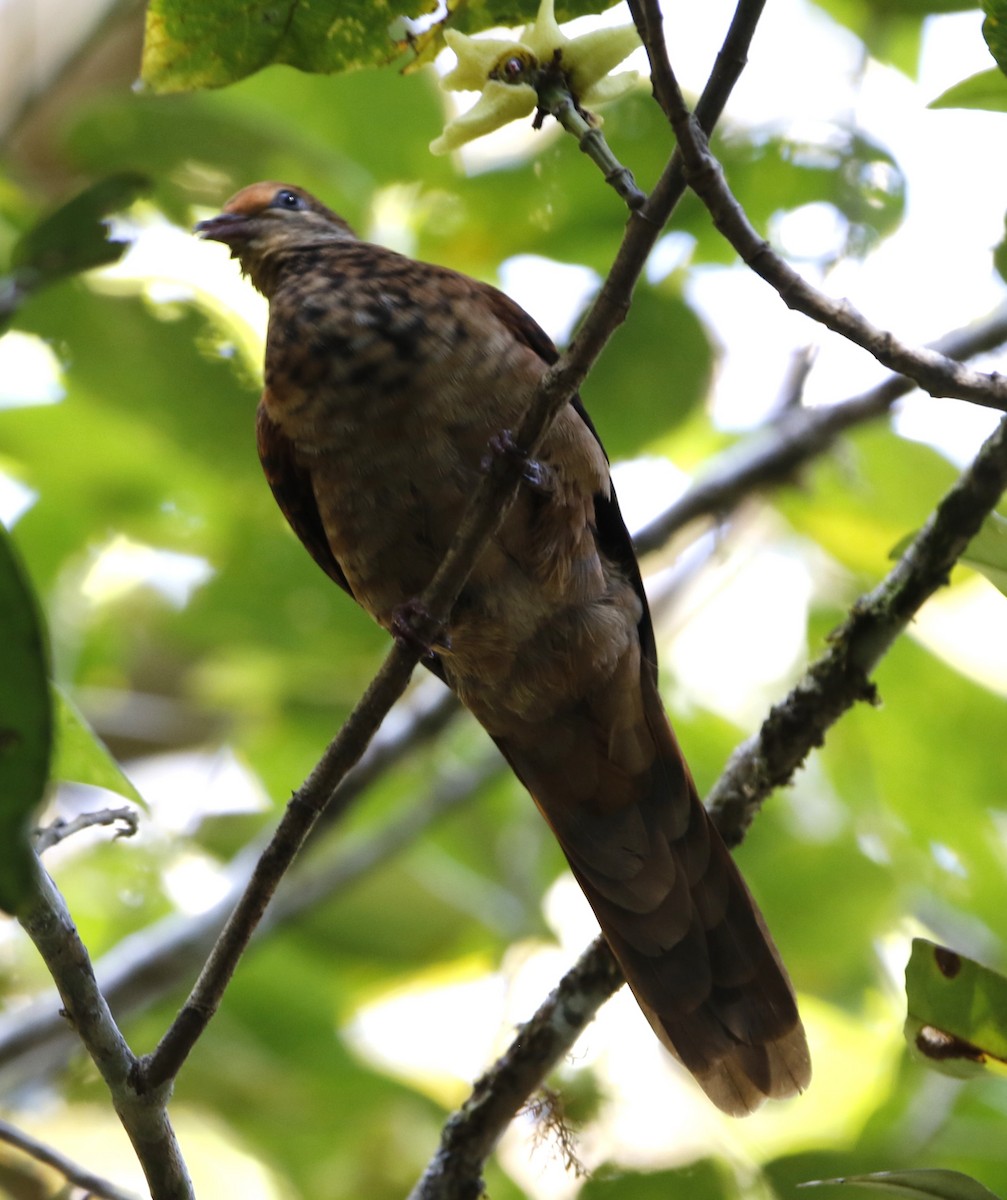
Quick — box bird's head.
[196,182,356,292]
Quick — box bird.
[196,181,810,1116]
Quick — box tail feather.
[494,665,811,1115]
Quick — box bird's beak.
[195,212,251,247]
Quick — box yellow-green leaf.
[904,937,1007,1078]
[51,687,144,807]
[961,511,1007,595]
[803,1171,1002,1200]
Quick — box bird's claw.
[482,429,554,494]
[390,599,450,660]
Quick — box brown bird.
[196,182,810,1115]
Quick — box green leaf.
[892,511,1007,594]
[961,510,1007,595]
[582,1159,739,1200]
[984,0,1007,76]
[0,525,52,913]
[904,937,1007,1078]
[995,214,1007,284]
[140,0,624,93]
[579,276,713,459]
[803,1171,1002,1200]
[51,687,144,806]
[8,174,148,287]
[140,0,418,93]
[2,174,148,332]
[930,68,1007,112]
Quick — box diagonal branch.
[637,16,1007,410]
[635,299,1007,556]
[708,411,1007,842]
[0,1117,143,1200]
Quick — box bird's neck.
[243,234,356,298]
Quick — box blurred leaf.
[0,525,51,913]
[64,67,448,229]
[582,1159,739,1200]
[804,1171,1002,1200]
[960,511,1007,595]
[9,174,148,282]
[813,0,975,75]
[930,68,1007,111]
[779,424,959,578]
[714,126,906,258]
[904,938,1007,1079]
[984,0,1007,76]
[1,174,147,331]
[579,276,714,459]
[51,686,144,805]
[995,214,1007,283]
[821,634,1007,932]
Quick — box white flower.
[430,0,640,154]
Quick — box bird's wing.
[256,397,353,595]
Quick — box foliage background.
[1,0,1007,1196]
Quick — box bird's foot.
[390,599,450,660]
[482,429,554,494]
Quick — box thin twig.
[635,299,1007,556]
[34,806,139,854]
[534,66,645,209]
[0,1116,143,1200]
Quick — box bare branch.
[635,299,1007,556]
[407,937,621,1200]
[34,806,139,854]
[647,41,1007,410]
[0,1116,143,1200]
[709,411,1007,841]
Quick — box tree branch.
[407,936,621,1200]
[17,868,194,1200]
[635,299,1007,556]
[0,1116,143,1200]
[648,39,1007,410]
[34,805,139,854]
[709,411,1007,842]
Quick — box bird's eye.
[274,189,305,211]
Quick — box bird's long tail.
[494,657,810,1116]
